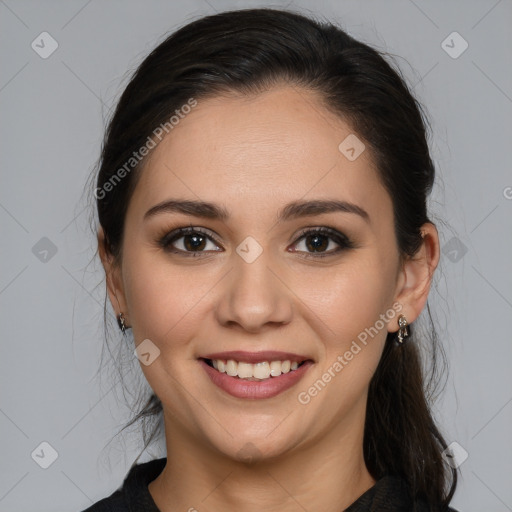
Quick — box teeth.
[269,361,282,377]
[254,362,271,379]
[211,359,303,380]
[237,362,253,379]
[226,360,238,377]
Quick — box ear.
[391,223,440,331]
[97,227,129,324]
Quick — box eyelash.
[158,226,354,258]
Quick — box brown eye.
[290,227,354,257]
[160,227,222,255]
[182,233,207,251]
[304,233,330,252]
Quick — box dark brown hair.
[93,7,456,508]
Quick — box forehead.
[128,85,392,223]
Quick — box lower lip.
[199,359,313,399]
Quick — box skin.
[99,84,439,512]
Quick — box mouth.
[199,351,313,399]
[201,358,307,380]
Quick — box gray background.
[1,1,511,511]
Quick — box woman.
[85,7,458,512]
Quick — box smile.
[206,358,302,380]
[199,351,313,399]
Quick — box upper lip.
[201,351,311,364]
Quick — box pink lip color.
[199,359,313,399]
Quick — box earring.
[117,312,127,335]
[396,314,410,344]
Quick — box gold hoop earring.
[396,314,410,344]
[117,312,127,335]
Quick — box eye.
[289,227,354,257]
[158,226,353,258]
[159,227,222,256]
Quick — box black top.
[81,457,458,512]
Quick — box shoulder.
[412,501,460,512]
[79,458,167,512]
[345,475,460,512]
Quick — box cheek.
[122,248,216,346]
[289,255,397,385]
[291,257,396,338]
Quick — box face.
[103,85,418,463]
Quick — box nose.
[215,252,294,333]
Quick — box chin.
[208,430,299,465]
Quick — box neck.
[148,412,376,512]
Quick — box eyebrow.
[144,198,370,223]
